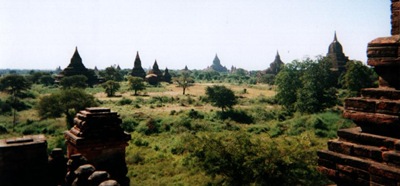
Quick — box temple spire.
[333,31,337,42]
[131,51,146,78]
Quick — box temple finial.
[334,31,337,42]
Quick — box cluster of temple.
[318,0,400,185]
[255,31,349,79]
[56,30,350,87]
[56,48,172,86]
[0,107,131,186]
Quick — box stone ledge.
[328,140,383,162]
[362,88,400,100]
[345,97,400,115]
[318,150,400,185]
[337,128,398,150]
[343,111,400,125]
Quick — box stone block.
[383,151,400,166]
[345,98,376,113]
[328,140,353,155]
[362,88,400,100]
[0,135,48,186]
[65,107,131,186]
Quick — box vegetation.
[60,75,88,89]
[0,59,368,185]
[340,60,378,96]
[275,58,337,113]
[102,80,121,97]
[0,74,32,127]
[174,68,194,95]
[37,88,98,127]
[128,76,146,96]
[205,85,237,112]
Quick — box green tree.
[37,88,98,128]
[275,58,337,113]
[0,74,32,126]
[340,60,377,96]
[128,76,146,96]
[102,80,120,97]
[184,132,329,185]
[296,58,337,113]
[275,60,308,111]
[205,85,237,112]
[28,71,48,84]
[174,69,193,95]
[39,75,55,86]
[60,75,88,89]
[100,66,124,81]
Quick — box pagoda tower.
[131,51,146,79]
[265,51,284,75]
[326,32,349,73]
[163,67,172,83]
[60,47,88,77]
[210,54,228,72]
[149,60,163,79]
[57,47,98,85]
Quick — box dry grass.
[95,83,276,118]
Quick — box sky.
[0,0,392,70]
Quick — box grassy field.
[0,82,351,185]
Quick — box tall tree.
[275,60,309,111]
[100,66,124,81]
[37,88,97,128]
[174,67,193,95]
[128,76,146,96]
[340,60,377,96]
[102,80,120,97]
[275,58,337,113]
[205,85,237,112]
[0,74,32,126]
[295,58,337,113]
[60,75,88,89]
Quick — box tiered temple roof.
[209,54,228,72]
[265,51,284,75]
[131,51,146,79]
[326,32,349,73]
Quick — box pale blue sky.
[0,0,391,70]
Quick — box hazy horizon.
[0,1,391,70]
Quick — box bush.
[133,138,149,147]
[118,97,133,105]
[127,152,145,165]
[187,109,204,119]
[216,109,253,124]
[0,124,8,134]
[247,125,269,134]
[183,131,329,185]
[121,118,139,132]
[136,118,161,135]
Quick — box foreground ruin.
[0,107,130,186]
[318,1,400,185]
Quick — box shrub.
[187,109,204,119]
[127,152,145,165]
[118,97,133,105]
[133,138,149,147]
[121,118,139,132]
[0,124,8,134]
[217,109,253,124]
[183,131,329,185]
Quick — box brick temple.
[65,107,131,186]
[0,108,131,186]
[318,1,400,185]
